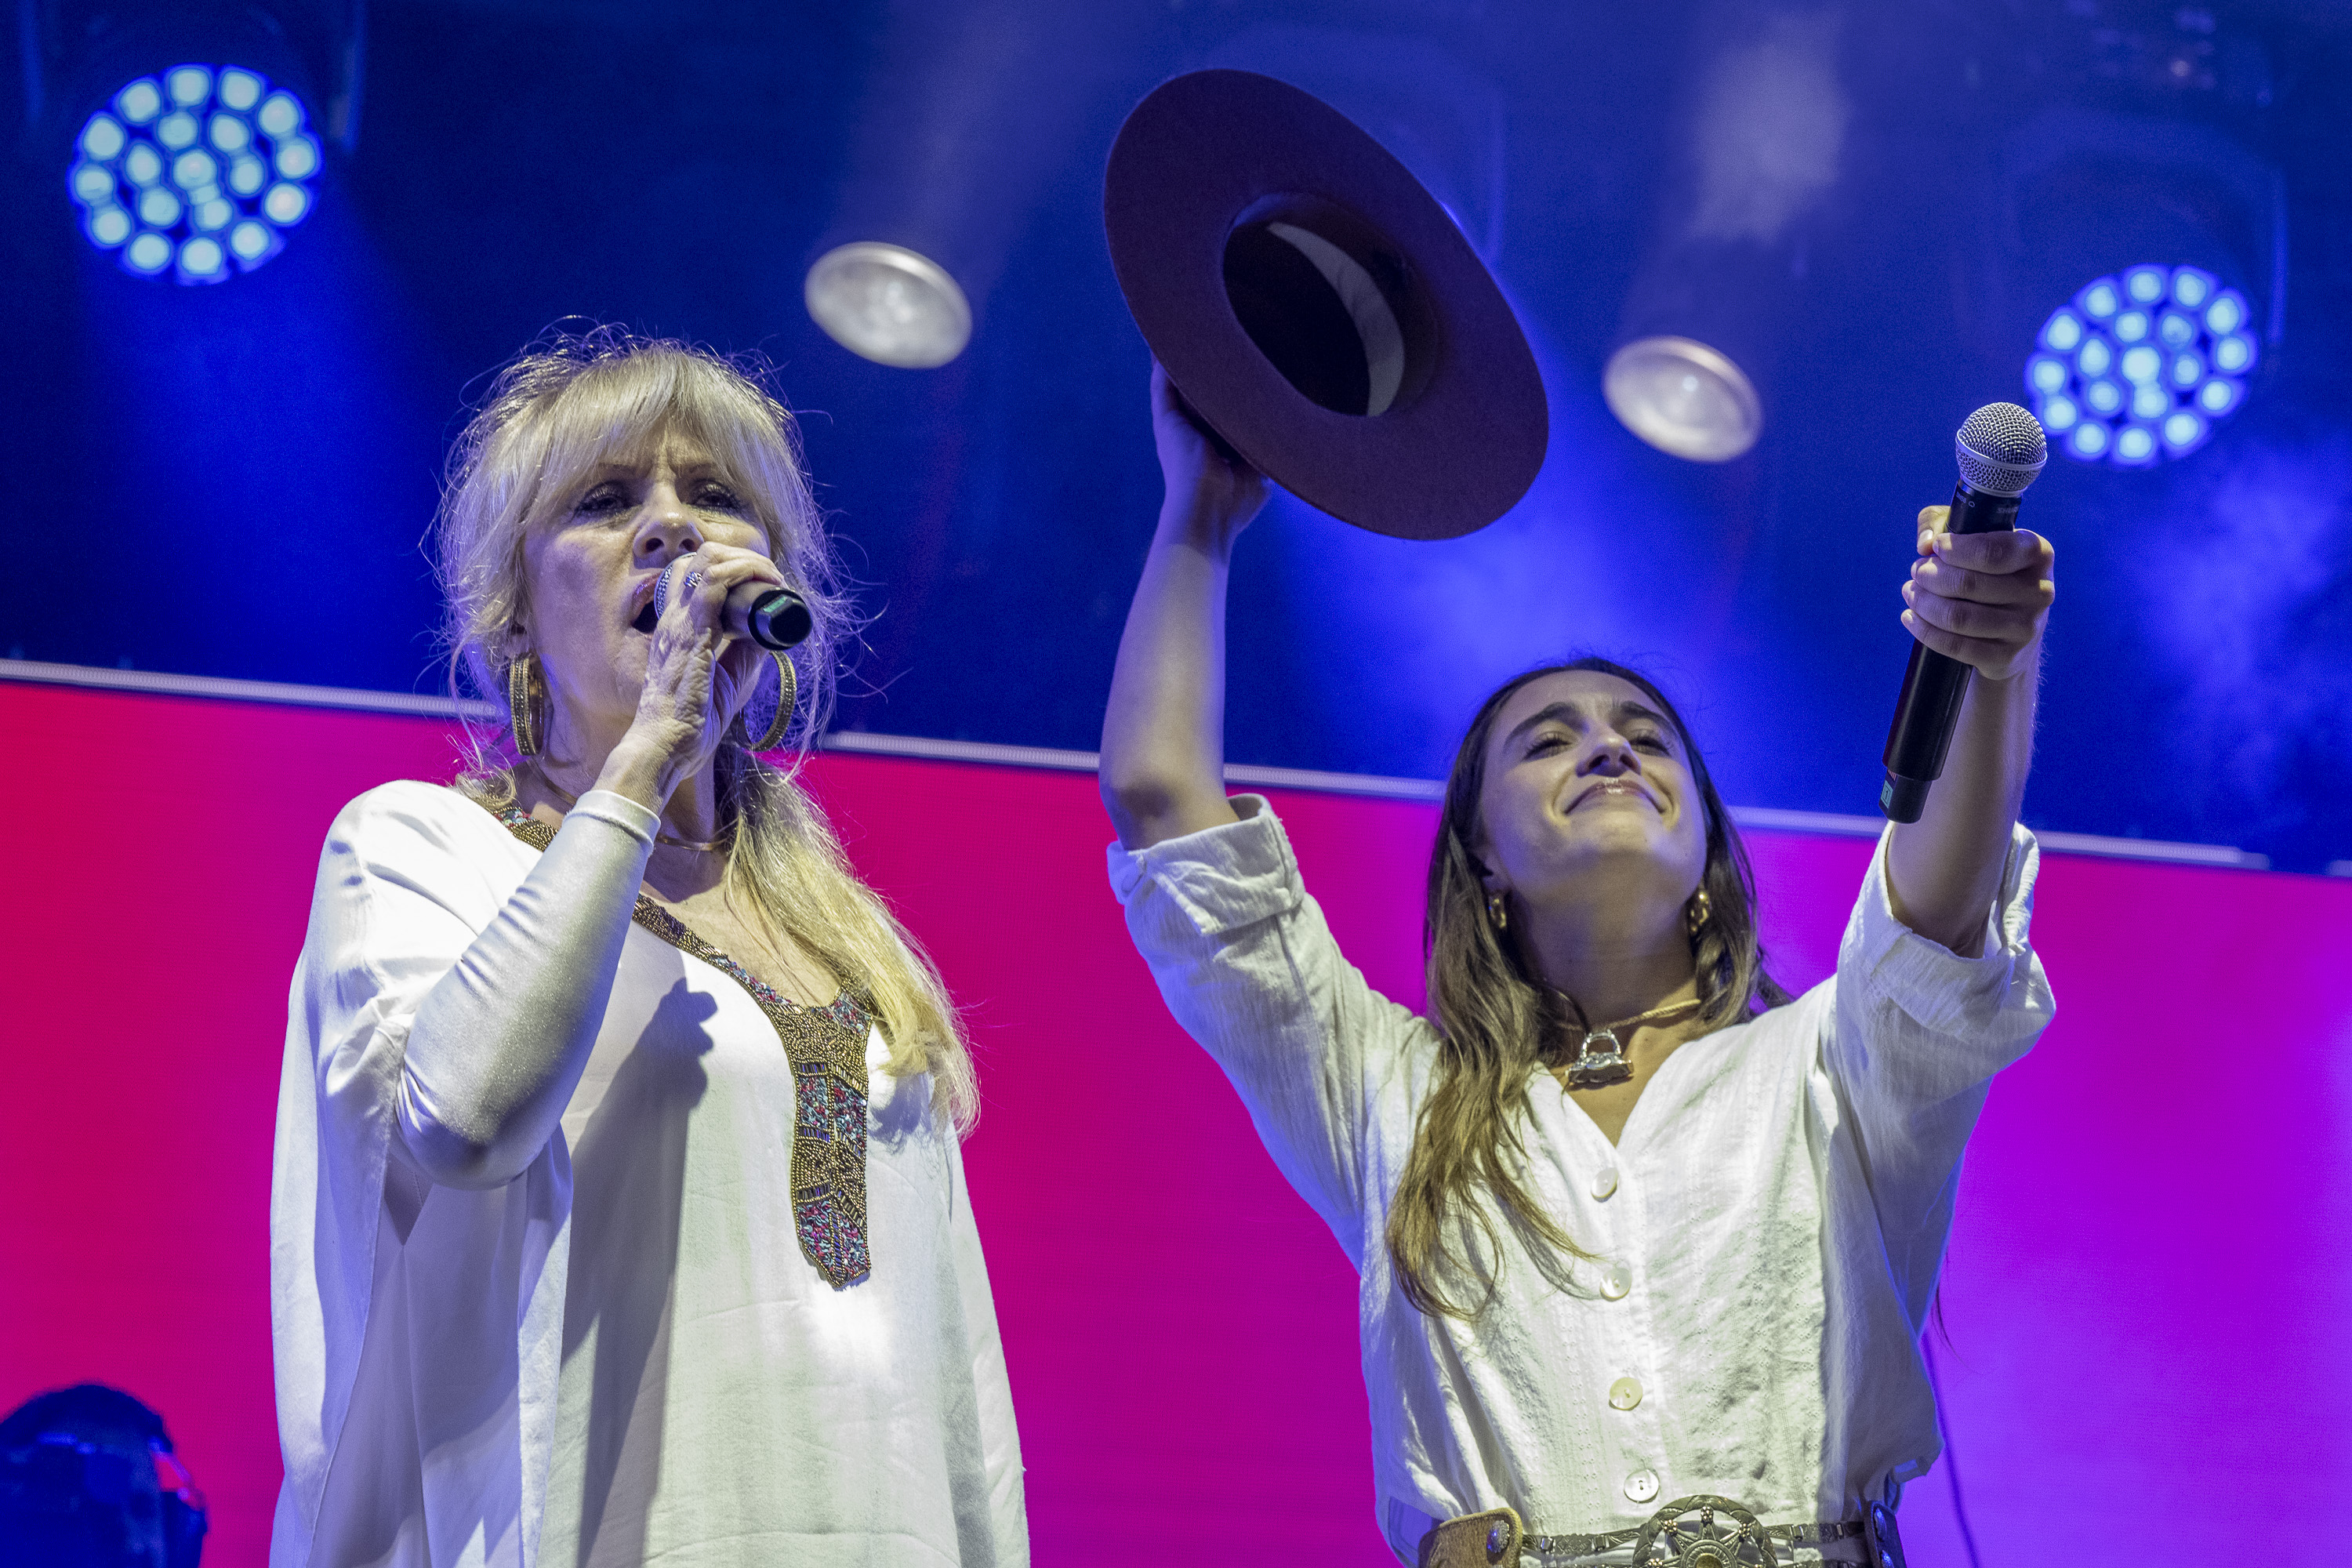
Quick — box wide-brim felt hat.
[1105,69,1548,540]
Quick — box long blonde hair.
[1385,658,1790,1316]
[433,325,978,1128]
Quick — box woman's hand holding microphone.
[599,543,792,811]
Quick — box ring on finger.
[682,568,705,603]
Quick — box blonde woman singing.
[270,331,1025,1568]
[1099,366,2056,1566]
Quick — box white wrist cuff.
[570,789,661,847]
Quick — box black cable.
[1920,1337,1984,1568]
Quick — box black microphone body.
[732,586,815,652]
[1878,404,2046,823]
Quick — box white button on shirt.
[1608,1377,1642,1411]
[1598,1261,1633,1301]
[1590,1166,1619,1201]
[1110,798,2053,1565]
[1625,1469,1661,1504]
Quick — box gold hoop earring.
[1486,891,1508,934]
[1685,886,1713,938]
[735,648,798,752]
[508,654,547,757]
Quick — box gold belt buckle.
[1631,1495,1777,1567]
[1416,1505,1522,1567]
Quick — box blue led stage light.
[67,65,318,284]
[2027,266,2253,466]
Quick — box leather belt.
[1420,1494,1905,1568]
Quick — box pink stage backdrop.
[4,681,2348,1566]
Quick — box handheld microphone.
[1878,403,2046,823]
[652,559,815,651]
[732,586,814,651]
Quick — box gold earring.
[508,654,546,757]
[1685,886,1713,938]
[1486,891,1508,934]
[735,648,798,752]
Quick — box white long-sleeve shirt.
[270,779,1026,1567]
[1109,797,2052,1563]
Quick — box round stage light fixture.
[67,65,320,284]
[1601,336,1762,463]
[2027,266,2252,466]
[804,242,973,368]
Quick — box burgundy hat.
[1105,69,1548,540]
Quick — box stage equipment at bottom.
[0,1383,209,1566]
[1878,404,2047,824]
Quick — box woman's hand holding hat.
[1152,361,1268,554]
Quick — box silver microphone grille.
[1955,402,2047,498]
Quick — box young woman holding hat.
[1098,365,2056,1566]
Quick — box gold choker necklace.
[1554,993,1703,1090]
[528,765,731,853]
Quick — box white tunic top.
[271,780,1027,1567]
[1109,797,2052,1562]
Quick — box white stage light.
[85,205,132,247]
[274,135,319,180]
[2028,267,2253,466]
[178,234,228,283]
[228,219,279,267]
[804,242,974,368]
[256,91,303,138]
[171,149,219,191]
[1602,336,1762,463]
[69,65,321,283]
[262,182,311,224]
[123,232,172,274]
[80,116,127,161]
[217,70,263,113]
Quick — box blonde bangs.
[432,327,978,1131]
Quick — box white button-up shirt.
[1109,798,2053,1563]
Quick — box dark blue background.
[5,0,2347,869]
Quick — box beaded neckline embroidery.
[490,802,873,1289]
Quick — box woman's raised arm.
[1885,506,2057,955]
[1098,364,1271,850]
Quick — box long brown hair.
[1385,658,1791,1317]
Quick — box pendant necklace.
[1555,991,1703,1091]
